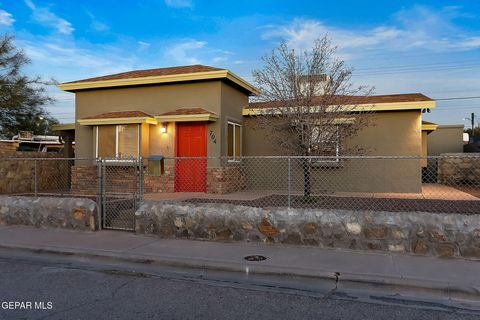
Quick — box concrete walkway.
[0,225,479,301]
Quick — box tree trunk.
[302,158,311,197]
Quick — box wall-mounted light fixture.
[160,123,167,133]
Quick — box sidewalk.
[0,225,479,301]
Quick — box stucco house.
[58,64,436,194]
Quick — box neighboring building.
[427,124,464,156]
[59,65,436,194]
[0,131,64,153]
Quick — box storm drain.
[244,255,267,261]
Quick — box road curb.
[0,242,479,303]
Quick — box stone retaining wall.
[135,201,480,259]
[0,196,98,231]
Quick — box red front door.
[175,122,207,192]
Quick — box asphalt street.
[0,249,478,320]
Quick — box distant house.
[58,65,436,194]
[426,124,464,156]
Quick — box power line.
[353,64,480,76]
[354,59,480,72]
[435,96,480,101]
[434,106,480,111]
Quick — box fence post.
[34,159,38,197]
[139,157,144,201]
[96,158,103,230]
[287,157,291,208]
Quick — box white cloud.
[0,9,14,26]
[85,10,109,32]
[212,56,227,63]
[262,6,480,54]
[262,18,401,52]
[165,39,206,64]
[24,0,74,35]
[137,41,151,49]
[164,0,193,9]
[90,21,109,32]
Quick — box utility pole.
[471,113,475,135]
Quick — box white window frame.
[313,125,341,164]
[95,124,141,161]
[227,121,242,162]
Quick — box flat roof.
[51,123,75,131]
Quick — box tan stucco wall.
[220,82,249,157]
[243,110,423,193]
[74,81,223,159]
[421,131,428,167]
[73,80,250,162]
[427,125,464,156]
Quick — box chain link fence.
[0,157,142,231]
[1,155,479,216]
[145,155,480,214]
[100,158,143,230]
[0,157,79,197]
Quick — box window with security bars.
[96,124,140,158]
[227,121,241,160]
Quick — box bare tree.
[251,35,375,196]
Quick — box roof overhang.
[243,100,436,115]
[51,123,75,131]
[59,70,260,95]
[422,121,439,133]
[155,113,218,122]
[78,117,157,126]
[437,124,464,129]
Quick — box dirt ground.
[184,194,480,214]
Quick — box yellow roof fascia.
[78,117,157,126]
[243,100,436,115]
[422,123,439,131]
[225,71,261,95]
[155,113,218,122]
[59,70,260,95]
[51,123,75,131]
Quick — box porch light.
[160,124,167,133]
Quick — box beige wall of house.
[74,80,250,160]
[220,82,249,156]
[242,110,423,193]
[427,125,464,156]
[421,131,428,167]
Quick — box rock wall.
[0,154,71,194]
[136,201,480,259]
[0,196,98,231]
[438,153,480,184]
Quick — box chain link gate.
[99,158,143,231]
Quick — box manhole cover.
[244,255,267,261]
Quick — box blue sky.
[0,0,480,125]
